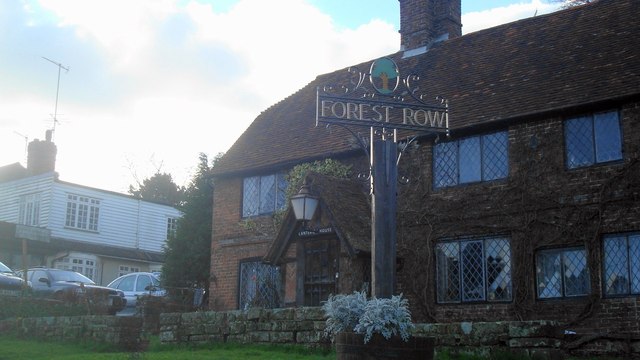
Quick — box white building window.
[65,194,100,231]
[118,265,140,277]
[54,254,97,280]
[167,217,178,239]
[19,193,41,226]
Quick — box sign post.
[316,58,449,298]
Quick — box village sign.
[316,57,449,134]
[314,58,449,298]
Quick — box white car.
[107,272,166,308]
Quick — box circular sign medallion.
[369,58,399,95]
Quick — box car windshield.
[50,270,95,284]
[0,261,14,273]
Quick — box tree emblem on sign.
[369,58,399,95]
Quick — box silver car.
[107,272,166,308]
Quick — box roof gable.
[264,172,371,264]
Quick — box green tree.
[128,172,185,206]
[161,152,221,295]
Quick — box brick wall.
[210,101,639,339]
[211,176,277,310]
[396,102,640,336]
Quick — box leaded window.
[242,173,287,217]
[238,260,281,310]
[433,131,509,188]
[603,233,640,296]
[435,236,512,303]
[65,194,100,231]
[565,110,622,169]
[536,247,590,299]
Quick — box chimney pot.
[27,131,57,175]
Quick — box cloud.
[0,0,563,194]
[0,0,399,193]
[462,1,559,34]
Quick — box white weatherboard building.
[0,131,181,286]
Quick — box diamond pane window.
[434,131,508,188]
[603,233,640,296]
[242,173,287,217]
[239,260,281,310]
[483,132,509,180]
[536,248,590,299]
[436,242,460,303]
[259,175,275,215]
[565,110,622,169]
[434,142,457,188]
[435,236,512,303]
[461,241,485,301]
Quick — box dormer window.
[242,173,287,218]
[564,110,622,169]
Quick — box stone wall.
[0,308,638,357]
[159,307,328,346]
[0,315,144,351]
[159,308,640,358]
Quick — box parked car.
[0,261,29,296]
[107,272,167,308]
[21,267,126,314]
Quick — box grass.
[0,336,628,360]
[0,336,335,360]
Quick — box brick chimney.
[399,0,462,52]
[27,130,57,175]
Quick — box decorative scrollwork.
[402,73,448,109]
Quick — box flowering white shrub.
[354,294,415,343]
[322,290,367,342]
[322,291,415,344]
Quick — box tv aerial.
[42,56,69,140]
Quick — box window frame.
[54,254,97,280]
[564,110,623,169]
[435,235,513,304]
[433,130,509,189]
[535,246,591,300]
[242,173,287,218]
[65,194,101,232]
[167,217,178,239]
[237,258,282,310]
[19,193,41,226]
[118,265,141,277]
[602,232,640,297]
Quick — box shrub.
[322,291,415,344]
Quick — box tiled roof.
[213,0,640,177]
[0,163,28,183]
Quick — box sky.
[0,0,564,194]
